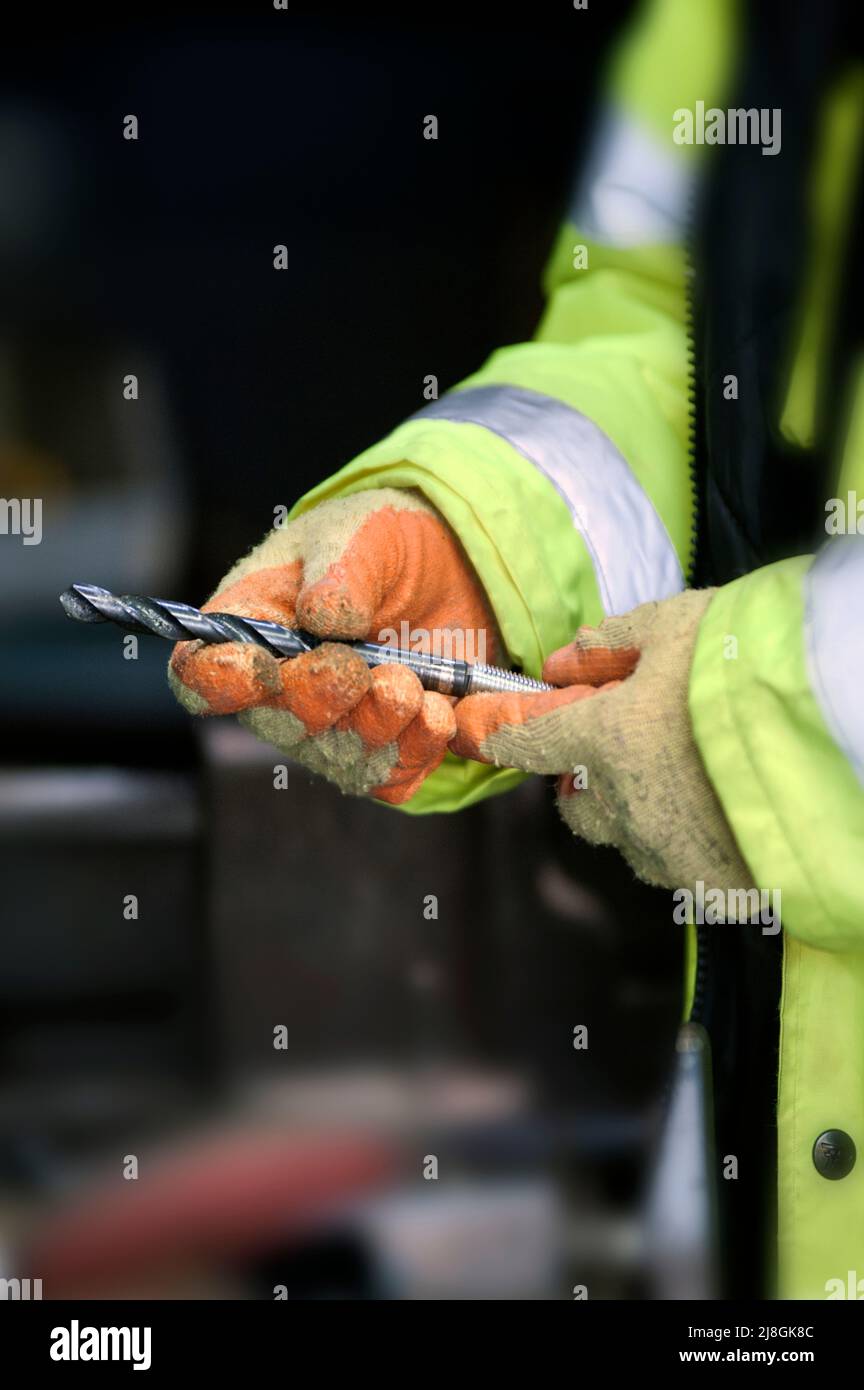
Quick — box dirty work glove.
[452,589,755,897]
[169,488,500,804]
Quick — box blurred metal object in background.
[643,1022,718,1300]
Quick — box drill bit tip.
[59,584,109,623]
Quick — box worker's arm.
[688,542,864,952]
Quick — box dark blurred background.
[0,1,693,1301]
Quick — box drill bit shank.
[60,584,555,697]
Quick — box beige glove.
[169,488,500,804]
[453,589,755,898]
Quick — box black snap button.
[813,1130,856,1180]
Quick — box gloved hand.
[452,588,755,897]
[169,488,500,804]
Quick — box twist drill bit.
[59,584,555,697]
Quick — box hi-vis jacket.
[289,0,864,1298]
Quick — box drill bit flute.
[59,584,555,698]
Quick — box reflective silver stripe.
[413,384,685,616]
[569,106,693,248]
[804,539,864,788]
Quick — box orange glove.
[169,488,500,804]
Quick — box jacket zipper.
[682,195,700,586]
[682,195,709,1021]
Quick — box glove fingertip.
[296,567,376,640]
[544,643,639,687]
[169,641,281,716]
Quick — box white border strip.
[414,384,685,616]
[804,539,864,788]
[570,106,693,249]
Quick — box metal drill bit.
[59,584,556,697]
